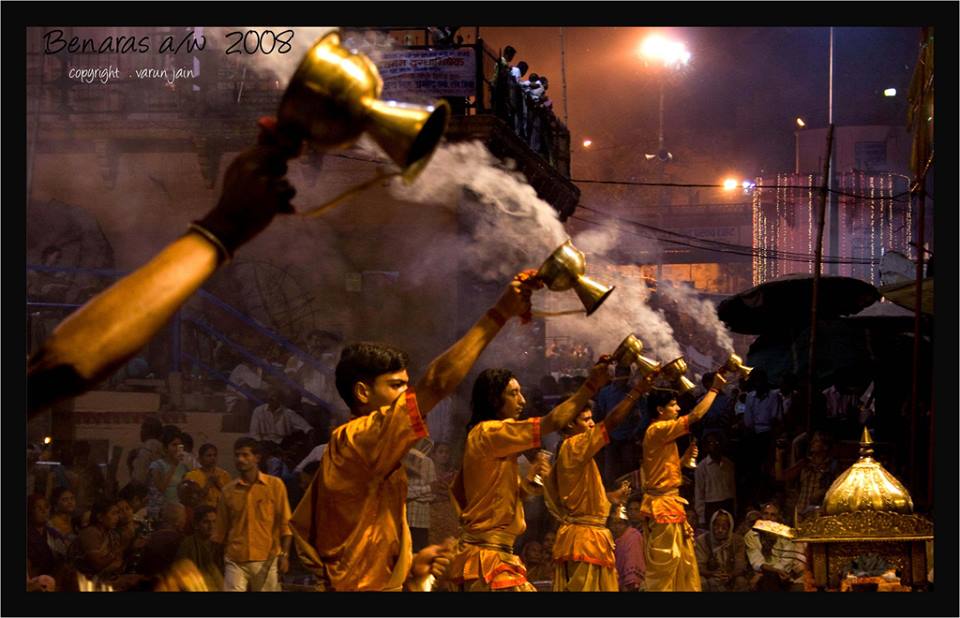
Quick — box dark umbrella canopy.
[718,274,881,335]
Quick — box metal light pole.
[560,27,569,126]
[639,33,690,283]
[826,27,839,275]
[657,79,665,151]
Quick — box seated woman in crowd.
[147,427,190,522]
[27,495,64,589]
[48,486,78,541]
[694,509,751,591]
[75,498,128,581]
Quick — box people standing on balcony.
[525,74,545,152]
[492,45,517,119]
[288,272,537,591]
[248,385,314,445]
[510,61,530,138]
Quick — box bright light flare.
[883,88,897,97]
[796,117,806,128]
[43,436,52,445]
[582,139,593,148]
[722,178,739,191]
[639,34,691,69]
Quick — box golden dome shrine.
[822,427,913,515]
[793,426,933,591]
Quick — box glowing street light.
[638,33,691,163]
[722,178,755,193]
[639,34,692,69]
[796,117,806,128]
[883,87,897,97]
[582,139,593,148]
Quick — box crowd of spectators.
[25,339,927,592]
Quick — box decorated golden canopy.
[821,427,913,516]
[793,426,932,590]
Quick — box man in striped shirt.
[744,502,807,591]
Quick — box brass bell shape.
[634,354,663,380]
[721,353,753,381]
[615,480,631,520]
[661,357,697,395]
[682,437,698,469]
[536,240,615,316]
[278,30,450,182]
[612,334,643,367]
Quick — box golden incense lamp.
[720,353,753,381]
[278,30,451,216]
[534,240,615,316]
[611,334,662,379]
[681,437,698,469]
[661,357,697,395]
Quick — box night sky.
[478,27,921,180]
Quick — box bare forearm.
[541,384,597,435]
[604,383,648,431]
[28,234,219,411]
[415,312,504,415]
[688,390,718,423]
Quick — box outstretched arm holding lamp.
[27,119,299,415]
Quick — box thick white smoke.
[389,141,568,285]
[659,282,735,354]
[386,143,686,363]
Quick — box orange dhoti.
[641,518,701,592]
[545,424,619,591]
[640,414,701,591]
[551,522,618,592]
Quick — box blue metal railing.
[27,264,334,409]
[181,350,266,407]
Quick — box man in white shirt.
[694,431,736,528]
[402,439,437,553]
[294,443,327,474]
[286,330,343,442]
[225,361,264,416]
[249,387,313,444]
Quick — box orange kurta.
[546,423,618,592]
[547,423,616,569]
[448,417,541,590]
[289,390,428,591]
[640,413,700,592]
[639,414,692,523]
